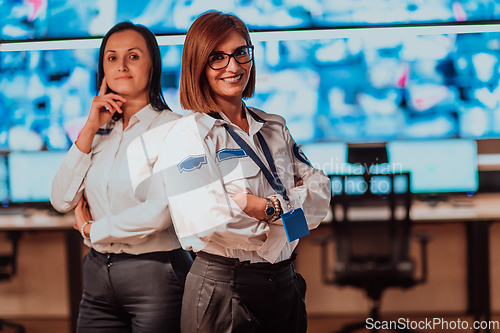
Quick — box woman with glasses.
[156,11,330,333]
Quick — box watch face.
[266,206,275,217]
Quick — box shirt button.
[264,251,269,255]
[269,275,275,282]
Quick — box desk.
[0,211,81,333]
[414,194,500,333]
[328,193,500,333]
[2,195,500,333]
[411,194,500,222]
[329,194,500,222]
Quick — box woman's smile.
[221,74,243,83]
[204,31,252,104]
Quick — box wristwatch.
[264,198,276,221]
[264,197,282,222]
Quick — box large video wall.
[2,30,500,151]
[2,0,500,40]
[2,0,498,202]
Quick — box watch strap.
[268,196,282,223]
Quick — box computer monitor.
[7,151,67,203]
[300,142,348,175]
[0,155,8,204]
[301,142,379,196]
[386,139,478,193]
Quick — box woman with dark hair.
[158,11,331,333]
[51,22,192,333]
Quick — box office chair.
[0,231,26,333]
[317,146,430,333]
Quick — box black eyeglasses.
[207,45,254,70]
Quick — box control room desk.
[332,193,500,333]
[412,194,500,333]
[0,211,81,333]
[2,194,500,333]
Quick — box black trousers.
[181,252,307,333]
[77,248,193,333]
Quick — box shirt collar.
[127,104,161,130]
[192,103,265,140]
[207,104,266,124]
[247,108,266,123]
[205,104,266,137]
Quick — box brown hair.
[179,11,256,113]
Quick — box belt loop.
[230,265,235,287]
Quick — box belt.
[196,251,296,269]
[89,248,184,264]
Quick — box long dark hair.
[97,22,169,111]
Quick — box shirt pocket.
[273,154,294,190]
[220,158,261,195]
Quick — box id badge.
[281,208,309,242]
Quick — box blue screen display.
[0,46,183,152]
[387,139,478,193]
[300,142,348,175]
[301,139,478,194]
[5,30,500,151]
[3,7,498,200]
[246,31,500,143]
[2,0,500,40]
[0,156,7,204]
[8,151,67,203]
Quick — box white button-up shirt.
[156,106,331,263]
[51,104,182,254]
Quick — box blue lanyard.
[223,124,290,202]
